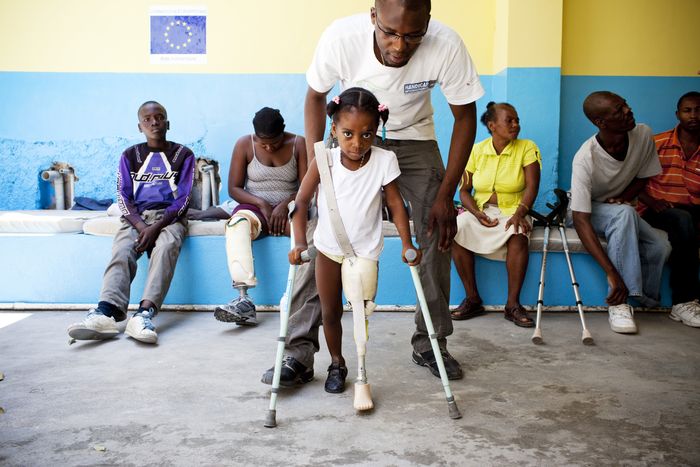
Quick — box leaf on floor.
[93,444,106,452]
[0,407,5,414]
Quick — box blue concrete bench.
[0,210,674,308]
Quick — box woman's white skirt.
[453,204,531,261]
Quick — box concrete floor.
[0,309,698,466]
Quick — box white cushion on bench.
[0,210,108,234]
[81,216,121,236]
[187,220,226,236]
[82,217,227,237]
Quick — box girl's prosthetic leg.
[217,210,262,324]
[406,249,462,419]
[341,257,378,412]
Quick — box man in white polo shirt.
[262,0,484,386]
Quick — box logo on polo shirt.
[404,80,436,94]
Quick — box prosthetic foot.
[218,212,261,325]
[214,285,257,325]
[342,258,377,412]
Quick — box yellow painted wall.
[2,0,696,76]
[0,0,496,74]
[494,0,563,73]
[562,0,700,76]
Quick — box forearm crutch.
[531,221,551,344]
[265,207,315,428]
[405,249,462,420]
[557,223,594,345]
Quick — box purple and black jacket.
[116,142,195,227]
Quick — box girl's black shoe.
[324,363,348,393]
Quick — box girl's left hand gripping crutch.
[405,249,462,420]
[264,212,315,428]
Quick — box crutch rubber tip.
[264,410,277,428]
[447,401,462,419]
[531,328,543,345]
[582,330,594,346]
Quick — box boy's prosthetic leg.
[406,249,462,420]
[341,258,378,412]
[215,210,261,325]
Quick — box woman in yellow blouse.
[451,102,541,327]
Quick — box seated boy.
[67,101,195,344]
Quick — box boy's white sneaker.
[669,300,700,328]
[125,313,158,344]
[67,309,119,340]
[608,304,637,334]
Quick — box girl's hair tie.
[378,103,388,112]
[332,96,341,104]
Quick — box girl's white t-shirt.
[306,14,484,141]
[314,145,401,260]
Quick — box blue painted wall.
[0,71,574,212]
[491,67,562,209]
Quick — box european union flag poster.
[150,6,207,64]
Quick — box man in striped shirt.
[639,91,700,327]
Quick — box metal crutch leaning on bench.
[528,189,594,345]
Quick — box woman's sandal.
[451,298,486,320]
[504,305,535,328]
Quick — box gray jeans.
[99,210,187,312]
[285,139,453,367]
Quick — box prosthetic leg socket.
[225,212,261,288]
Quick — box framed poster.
[150,5,207,64]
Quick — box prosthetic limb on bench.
[529,189,594,345]
[216,210,262,325]
[265,203,314,428]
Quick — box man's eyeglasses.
[375,16,427,44]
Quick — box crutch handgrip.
[300,247,317,263]
[405,249,418,262]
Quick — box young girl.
[215,107,307,325]
[289,87,421,403]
